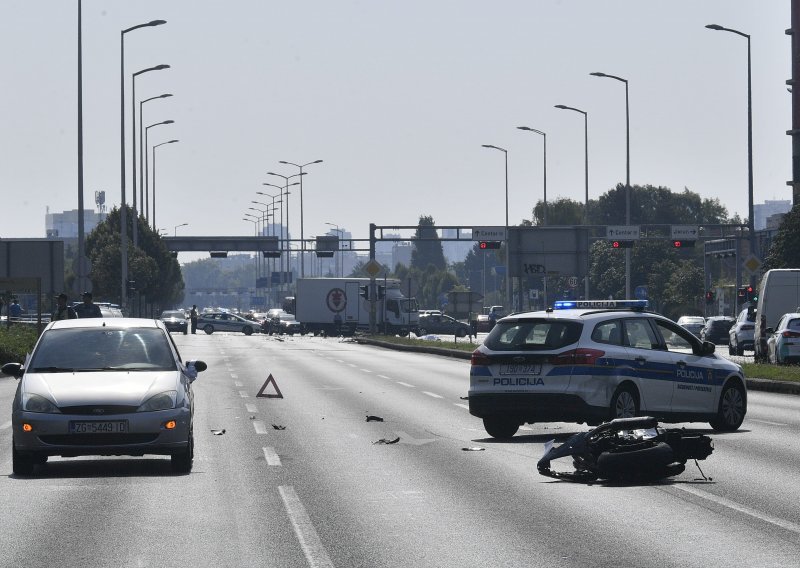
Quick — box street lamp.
[278,159,323,278]
[151,139,179,232]
[516,127,547,226]
[145,120,175,227]
[131,64,169,247]
[555,104,590,300]
[591,70,631,299]
[120,18,167,308]
[481,144,511,311]
[266,171,306,287]
[325,222,343,277]
[174,223,188,236]
[139,93,172,217]
[706,24,756,279]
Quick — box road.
[1,333,798,567]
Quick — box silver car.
[2,318,206,476]
[197,311,259,335]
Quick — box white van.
[754,269,800,361]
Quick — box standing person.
[8,298,23,320]
[74,292,102,318]
[53,293,77,321]
[190,305,199,334]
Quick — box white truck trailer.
[295,277,418,336]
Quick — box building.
[753,200,791,231]
[441,228,473,265]
[45,208,107,240]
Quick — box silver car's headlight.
[22,393,61,414]
[137,391,177,412]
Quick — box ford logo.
[512,356,525,363]
[92,408,105,415]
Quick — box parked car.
[766,312,800,364]
[676,315,705,338]
[729,308,756,355]
[261,308,287,334]
[700,316,734,345]
[274,312,302,335]
[197,311,259,335]
[160,310,189,334]
[416,313,471,338]
[2,317,207,475]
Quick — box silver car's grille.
[59,405,139,415]
[40,434,159,446]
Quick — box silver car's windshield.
[29,328,178,372]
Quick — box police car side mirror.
[766,327,774,335]
[700,341,716,356]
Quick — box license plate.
[70,421,128,434]
[499,363,542,375]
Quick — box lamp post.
[131,64,169,248]
[516,127,547,226]
[481,144,511,310]
[278,160,323,278]
[555,104,590,300]
[144,120,175,227]
[325,222,343,277]
[258,189,286,296]
[151,139,179,232]
[705,24,756,277]
[266,172,305,288]
[591,71,631,299]
[174,223,188,236]
[120,18,166,309]
[139,93,172,219]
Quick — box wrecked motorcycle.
[537,416,713,482]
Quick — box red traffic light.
[479,241,501,250]
[611,240,635,249]
[746,285,754,293]
[672,240,696,248]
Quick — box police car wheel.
[709,382,745,431]
[610,385,639,420]
[243,326,253,336]
[483,416,519,439]
[203,325,214,335]
[417,328,427,337]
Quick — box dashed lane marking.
[397,382,415,388]
[360,369,372,373]
[253,421,268,434]
[0,421,10,430]
[748,419,787,426]
[230,373,239,379]
[263,447,282,466]
[239,391,249,398]
[453,403,470,410]
[245,403,258,413]
[377,375,392,380]
[279,486,335,568]
[234,381,244,387]
[422,391,443,399]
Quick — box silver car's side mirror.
[1,362,24,379]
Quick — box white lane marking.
[279,486,335,568]
[748,419,787,426]
[239,391,249,398]
[377,374,392,380]
[0,421,11,430]
[263,447,282,466]
[253,421,268,434]
[245,403,258,413]
[348,363,358,368]
[453,403,470,410]
[234,381,244,387]
[396,382,415,388]
[674,485,800,536]
[335,359,344,363]
[422,391,443,399]
[230,373,239,379]
[519,426,533,431]
[360,369,372,373]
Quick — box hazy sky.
[0,1,792,258]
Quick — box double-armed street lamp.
[119,18,167,308]
[151,139,179,231]
[591,70,631,299]
[481,144,512,310]
[705,24,757,278]
[516,127,548,226]
[139,93,172,217]
[145,120,175,227]
[131,65,169,247]
[278,160,323,278]
[266,171,306,286]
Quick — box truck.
[753,269,800,361]
[295,277,419,336]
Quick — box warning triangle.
[256,374,283,399]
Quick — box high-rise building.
[45,208,107,239]
[753,200,791,231]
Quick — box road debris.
[210,429,226,436]
[462,447,485,451]
[366,415,384,422]
[272,424,286,430]
[373,436,400,445]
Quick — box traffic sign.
[472,226,507,241]
[670,225,699,239]
[743,254,761,274]
[364,259,382,277]
[606,225,640,239]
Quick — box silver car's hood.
[22,372,180,407]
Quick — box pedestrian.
[190,305,198,334]
[52,293,77,321]
[8,298,23,320]
[74,291,103,318]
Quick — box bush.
[0,324,39,365]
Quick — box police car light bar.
[553,300,649,310]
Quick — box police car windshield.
[484,319,582,351]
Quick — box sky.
[0,1,793,262]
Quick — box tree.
[526,197,585,226]
[410,215,447,271]
[763,204,800,270]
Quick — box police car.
[469,300,747,439]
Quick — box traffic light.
[737,287,747,302]
[745,285,758,303]
[611,240,635,249]
[377,285,386,299]
[263,251,281,258]
[359,284,370,300]
[705,290,714,304]
[127,280,136,292]
[479,241,501,250]
[672,240,696,248]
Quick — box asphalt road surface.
[1,333,798,567]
